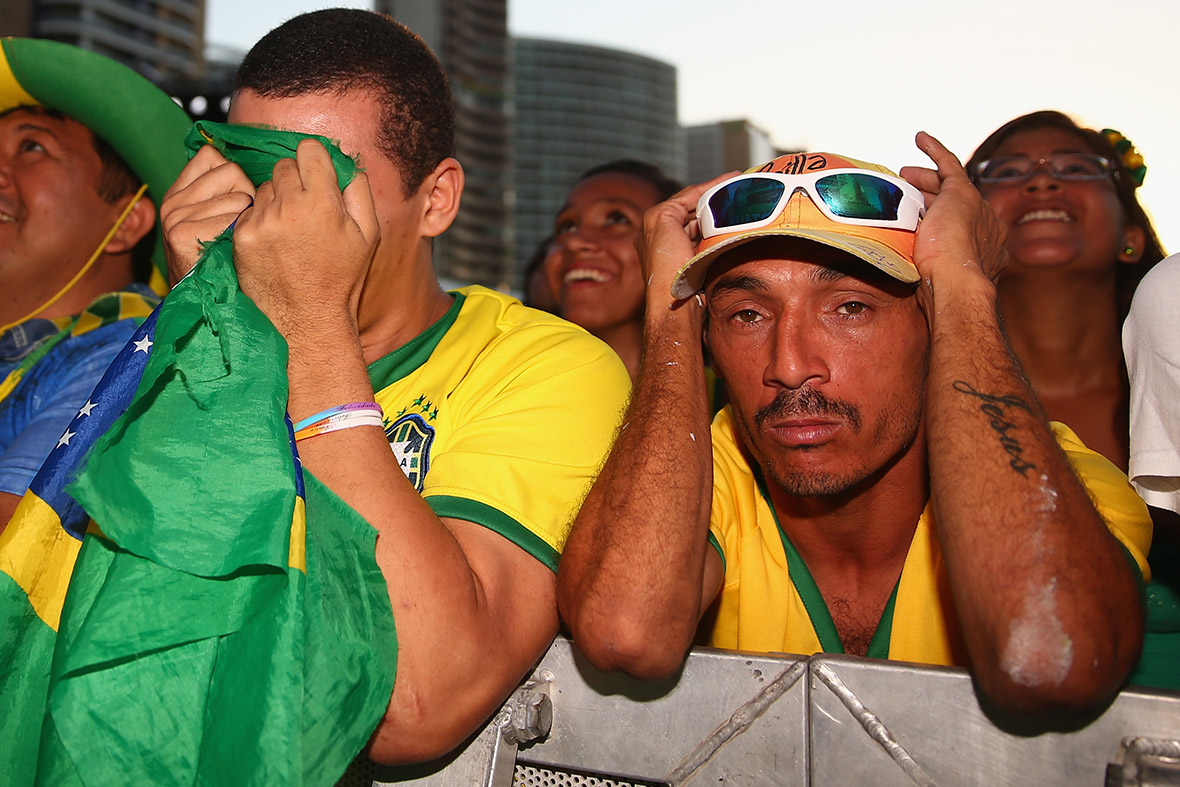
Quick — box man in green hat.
[0,38,191,527]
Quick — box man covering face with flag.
[163,9,630,766]
[1,122,401,786]
[1,8,628,783]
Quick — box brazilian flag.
[0,123,397,785]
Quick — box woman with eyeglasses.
[968,111,1176,691]
[966,110,1165,471]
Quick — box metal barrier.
[349,637,1180,786]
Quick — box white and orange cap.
[671,152,923,299]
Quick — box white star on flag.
[133,336,153,354]
[57,430,75,448]
[78,400,97,418]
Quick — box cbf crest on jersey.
[387,413,435,492]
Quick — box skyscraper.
[378,0,513,289]
[512,38,682,285]
[686,119,781,184]
[7,0,206,81]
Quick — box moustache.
[755,388,862,433]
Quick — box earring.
[1124,246,1136,256]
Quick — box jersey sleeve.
[1123,256,1180,514]
[0,325,134,496]
[422,322,630,572]
[1052,421,1153,581]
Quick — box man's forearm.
[924,279,1143,710]
[283,319,557,763]
[558,302,714,679]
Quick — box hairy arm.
[169,140,561,763]
[903,133,1144,711]
[557,181,725,680]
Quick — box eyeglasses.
[697,169,926,239]
[972,154,1116,185]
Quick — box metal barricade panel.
[517,639,809,786]
[514,763,664,786]
[364,639,1180,786]
[808,655,1180,786]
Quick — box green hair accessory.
[1102,129,1147,188]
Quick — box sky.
[207,0,1180,251]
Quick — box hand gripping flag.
[0,121,397,786]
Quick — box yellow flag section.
[289,495,307,573]
[0,494,83,631]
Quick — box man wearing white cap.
[558,134,1150,713]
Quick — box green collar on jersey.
[751,467,898,659]
[366,292,464,387]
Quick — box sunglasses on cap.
[697,169,926,239]
[972,153,1116,185]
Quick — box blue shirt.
[0,284,156,496]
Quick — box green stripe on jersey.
[367,293,464,387]
[753,467,898,658]
[427,494,560,572]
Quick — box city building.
[685,119,780,184]
[5,0,206,82]
[512,37,682,286]
[378,0,513,289]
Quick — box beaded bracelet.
[294,411,386,442]
[293,402,382,432]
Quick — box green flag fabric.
[5,120,396,785]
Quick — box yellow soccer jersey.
[705,407,1152,664]
[369,286,629,571]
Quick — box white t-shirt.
[1124,253,1180,514]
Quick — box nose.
[557,225,601,255]
[764,312,830,390]
[1023,162,1061,193]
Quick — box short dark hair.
[966,110,1165,316]
[575,159,682,202]
[89,126,142,205]
[234,8,456,197]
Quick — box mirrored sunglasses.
[698,169,926,239]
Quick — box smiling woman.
[966,111,1166,472]
[546,160,681,380]
[969,111,1176,693]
